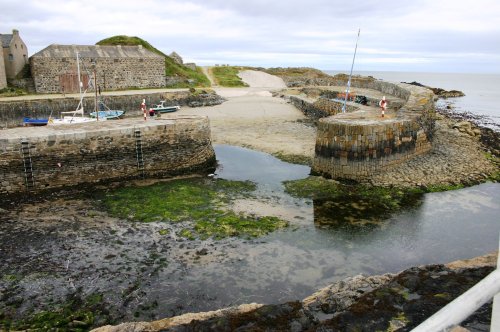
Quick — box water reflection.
[312,193,424,230]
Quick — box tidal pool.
[0,144,498,328]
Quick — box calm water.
[1,145,498,321]
[203,145,500,306]
[325,70,500,129]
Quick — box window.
[15,44,18,49]
[8,54,13,61]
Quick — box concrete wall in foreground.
[0,117,215,195]
[312,83,435,181]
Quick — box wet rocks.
[91,252,497,332]
[187,92,226,107]
[452,121,481,137]
[366,117,497,188]
[302,273,394,315]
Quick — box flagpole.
[342,28,360,113]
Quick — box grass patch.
[212,66,249,87]
[97,35,210,88]
[101,178,287,239]
[0,87,28,97]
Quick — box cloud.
[1,0,498,72]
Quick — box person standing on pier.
[379,96,387,117]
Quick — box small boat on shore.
[90,110,125,120]
[150,101,180,114]
[90,101,125,119]
[23,117,49,126]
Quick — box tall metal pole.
[76,52,82,96]
[94,65,98,121]
[342,28,360,113]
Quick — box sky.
[1,0,499,73]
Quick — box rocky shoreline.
[92,252,497,332]
[365,113,498,189]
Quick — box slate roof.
[0,34,13,48]
[31,44,163,58]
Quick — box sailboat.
[49,52,106,125]
[89,100,125,120]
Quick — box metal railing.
[412,235,500,331]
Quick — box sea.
[324,70,500,130]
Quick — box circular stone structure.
[312,81,435,181]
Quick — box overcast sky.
[1,0,499,73]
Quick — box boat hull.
[23,117,49,126]
[90,110,125,119]
[152,106,180,113]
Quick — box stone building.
[1,29,29,86]
[30,44,166,93]
[0,49,6,89]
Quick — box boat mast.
[76,52,82,96]
[342,28,360,113]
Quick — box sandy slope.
[178,70,316,161]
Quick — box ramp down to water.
[0,116,216,195]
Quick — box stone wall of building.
[312,83,435,181]
[0,117,216,196]
[30,56,165,93]
[2,29,29,80]
[0,49,6,89]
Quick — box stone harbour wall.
[289,96,359,120]
[312,83,435,180]
[0,117,216,195]
[0,90,225,128]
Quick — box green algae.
[284,176,423,209]
[272,151,312,166]
[283,176,343,199]
[284,176,424,227]
[1,293,106,331]
[101,178,287,240]
[158,229,169,235]
[195,215,288,239]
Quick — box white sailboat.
[49,52,106,125]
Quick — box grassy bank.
[97,35,210,88]
[211,66,249,87]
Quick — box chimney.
[12,29,19,36]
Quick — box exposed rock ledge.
[92,252,497,332]
[402,81,466,99]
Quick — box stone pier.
[312,83,435,180]
[0,116,216,195]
